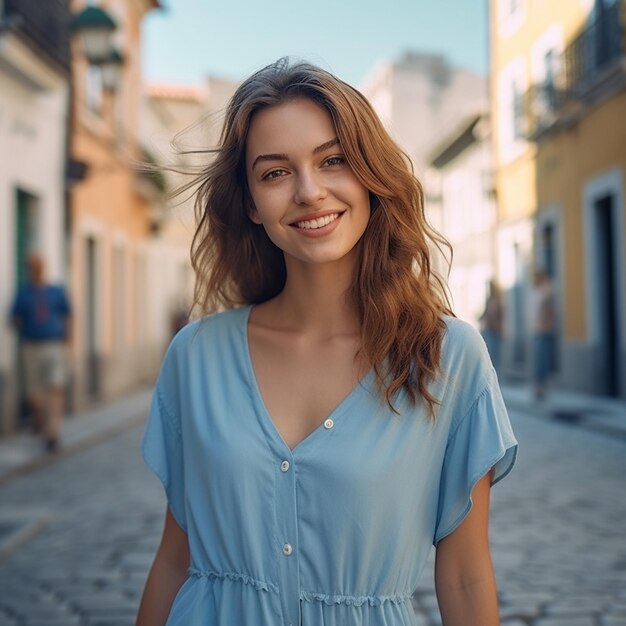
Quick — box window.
[86,65,103,115]
[499,0,525,37]
[512,79,525,140]
[497,58,527,162]
[114,245,126,351]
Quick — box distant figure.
[531,270,556,399]
[170,306,189,338]
[480,279,503,372]
[10,254,72,452]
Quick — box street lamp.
[69,6,117,65]
[70,6,125,92]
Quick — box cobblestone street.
[0,405,625,626]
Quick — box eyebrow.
[251,137,340,170]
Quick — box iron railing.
[1,0,71,71]
[524,1,624,138]
[565,1,623,94]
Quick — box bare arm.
[136,507,190,626]
[435,470,500,626]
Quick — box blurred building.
[139,76,236,348]
[360,51,488,275]
[139,77,237,339]
[68,0,160,410]
[427,112,497,328]
[140,83,204,347]
[0,0,71,432]
[491,0,626,398]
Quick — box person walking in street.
[137,58,518,626]
[531,269,557,400]
[10,254,72,452]
[480,279,504,372]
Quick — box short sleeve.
[141,385,187,533]
[434,376,518,546]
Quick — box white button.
[280,460,290,472]
[324,418,334,429]
[282,543,293,556]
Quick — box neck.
[273,253,360,336]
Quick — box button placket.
[275,450,300,625]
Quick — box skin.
[137,97,500,625]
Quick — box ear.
[248,199,262,224]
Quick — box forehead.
[246,98,336,160]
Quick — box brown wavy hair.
[187,58,453,418]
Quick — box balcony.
[1,0,70,72]
[565,1,623,96]
[524,1,625,140]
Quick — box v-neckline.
[242,304,373,454]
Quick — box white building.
[427,113,497,328]
[360,52,489,276]
[139,76,238,349]
[0,2,71,433]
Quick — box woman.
[137,58,518,626]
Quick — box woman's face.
[245,97,370,269]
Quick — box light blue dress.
[142,305,518,626]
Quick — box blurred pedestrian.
[480,279,504,372]
[170,305,189,338]
[531,269,557,399]
[137,59,517,626]
[10,254,72,452]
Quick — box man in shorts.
[10,254,72,452]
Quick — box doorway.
[593,194,620,396]
[85,236,100,400]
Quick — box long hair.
[188,58,453,418]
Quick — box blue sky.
[142,0,489,87]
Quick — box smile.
[293,213,341,230]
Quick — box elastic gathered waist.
[188,567,278,593]
[188,568,413,607]
[300,590,414,607]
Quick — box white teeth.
[295,213,340,230]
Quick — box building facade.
[360,51,489,275]
[427,113,497,329]
[139,75,238,330]
[69,0,160,410]
[491,0,626,397]
[0,0,71,433]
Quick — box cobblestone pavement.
[0,407,625,626]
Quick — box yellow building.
[491,0,626,398]
[69,0,160,409]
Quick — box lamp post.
[64,5,124,404]
[70,5,124,91]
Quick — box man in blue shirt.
[10,254,72,452]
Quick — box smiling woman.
[136,58,518,626]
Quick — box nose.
[293,169,327,206]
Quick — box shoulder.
[441,316,489,366]
[437,316,495,412]
[155,306,248,406]
[160,306,248,369]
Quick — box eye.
[323,155,345,167]
[262,168,288,181]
